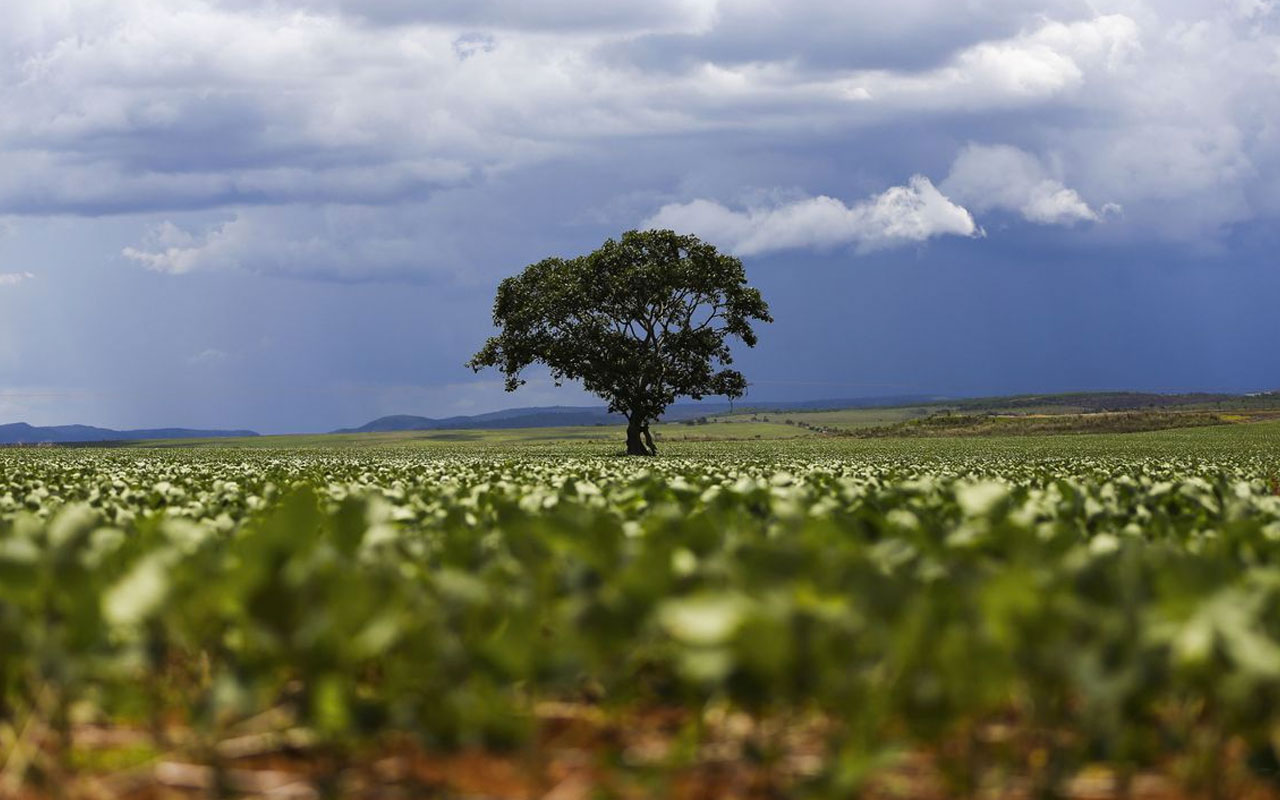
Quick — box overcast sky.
[1,0,1278,432]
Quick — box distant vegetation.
[945,390,1280,413]
[843,409,1232,438]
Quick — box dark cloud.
[2,1,1280,431]
[214,0,716,31]
[4,0,1276,247]
[600,0,1095,72]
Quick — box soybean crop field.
[5,424,1280,798]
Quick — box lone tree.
[468,229,772,455]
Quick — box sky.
[1,0,1278,433]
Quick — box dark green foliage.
[468,229,771,454]
[4,437,1280,794]
[848,410,1230,438]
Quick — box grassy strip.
[843,410,1231,438]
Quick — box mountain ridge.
[333,395,946,434]
[0,422,259,446]
[10,390,1275,444]
[334,390,1280,435]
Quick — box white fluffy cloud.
[122,207,453,281]
[942,144,1101,225]
[0,272,35,286]
[187,348,231,366]
[0,0,1277,279]
[0,3,1173,217]
[833,14,1141,110]
[645,177,979,256]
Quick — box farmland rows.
[3,435,1280,796]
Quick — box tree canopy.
[468,229,772,454]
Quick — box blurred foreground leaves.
[3,443,1280,796]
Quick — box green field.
[694,407,924,433]
[127,418,821,451]
[705,392,1280,438]
[4,423,1280,797]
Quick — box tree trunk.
[626,417,655,456]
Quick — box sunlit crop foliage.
[3,429,1280,796]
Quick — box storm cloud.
[0,0,1278,430]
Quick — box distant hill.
[334,391,1280,435]
[7,391,1273,445]
[0,422,259,445]
[335,395,946,434]
[335,408,623,433]
[947,391,1280,413]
